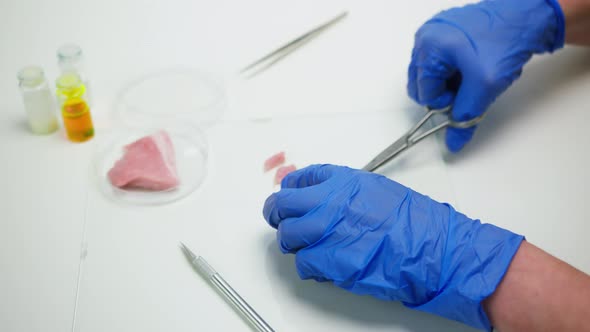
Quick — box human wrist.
[558,0,590,24]
[558,0,590,44]
[407,207,524,330]
[483,241,590,331]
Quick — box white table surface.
[1,1,589,331]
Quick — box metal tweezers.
[362,107,485,172]
[240,11,348,78]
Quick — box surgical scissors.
[362,107,485,172]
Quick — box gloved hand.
[263,165,524,331]
[408,0,565,152]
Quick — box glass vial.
[56,73,94,142]
[17,66,59,135]
[57,43,92,105]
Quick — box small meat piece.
[274,164,296,185]
[108,130,179,191]
[264,151,286,172]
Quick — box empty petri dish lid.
[94,122,208,205]
[115,68,226,128]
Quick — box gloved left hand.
[263,164,523,331]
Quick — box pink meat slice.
[108,130,179,191]
[274,164,296,185]
[264,151,285,172]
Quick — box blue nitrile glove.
[408,0,565,152]
[263,165,524,331]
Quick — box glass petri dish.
[94,122,208,205]
[114,68,226,129]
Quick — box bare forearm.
[559,0,590,45]
[483,241,590,331]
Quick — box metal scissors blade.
[240,11,348,78]
[362,134,411,173]
[362,107,485,172]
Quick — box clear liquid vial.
[17,66,59,135]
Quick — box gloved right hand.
[408,0,565,152]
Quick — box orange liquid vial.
[56,73,94,143]
[62,98,94,142]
